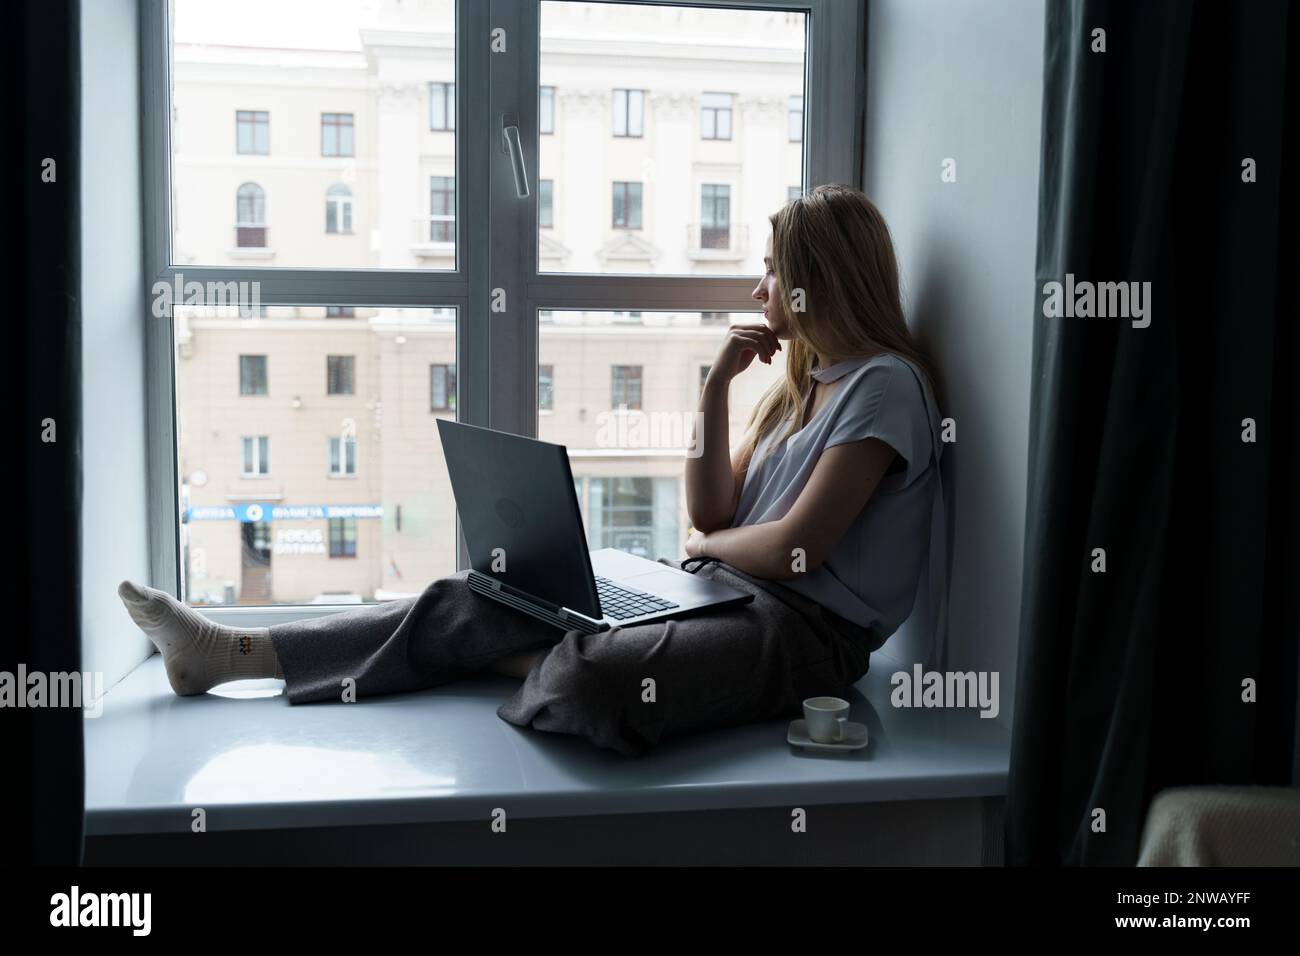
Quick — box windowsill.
[84,645,1010,836]
[228,247,276,260]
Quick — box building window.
[612,88,644,137]
[612,181,642,229]
[700,92,733,140]
[539,364,554,412]
[429,176,455,242]
[235,182,266,248]
[430,364,456,411]
[327,355,355,396]
[241,436,270,477]
[239,355,268,395]
[788,95,804,142]
[611,365,642,410]
[589,477,655,558]
[700,184,731,249]
[236,110,269,154]
[429,82,455,131]
[321,112,354,156]
[699,364,712,397]
[325,184,353,234]
[328,518,357,558]
[325,306,355,318]
[539,179,554,229]
[540,86,555,134]
[328,436,357,477]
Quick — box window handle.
[501,115,530,199]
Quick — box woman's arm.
[686,437,897,580]
[685,324,780,532]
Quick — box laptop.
[436,419,754,634]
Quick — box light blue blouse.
[732,352,948,660]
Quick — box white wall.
[81,0,154,693]
[863,0,1045,729]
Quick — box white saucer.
[787,718,868,752]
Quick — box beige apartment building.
[172,0,801,604]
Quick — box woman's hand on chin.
[710,323,781,382]
[685,528,709,559]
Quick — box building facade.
[172,0,801,604]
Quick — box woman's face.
[752,235,792,339]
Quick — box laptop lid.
[436,420,602,618]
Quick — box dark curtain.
[1007,0,1299,865]
[4,0,85,865]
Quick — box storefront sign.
[185,504,384,522]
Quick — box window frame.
[320,111,355,157]
[235,109,269,155]
[326,354,355,396]
[429,175,457,243]
[325,183,354,234]
[699,91,733,140]
[429,81,456,131]
[238,353,268,396]
[139,0,864,624]
[328,517,358,559]
[430,363,457,412]
[611,180,643,230]
[327,435,358,478]
[240,435,271,478]
[610,364,644,410]
[611,87,645,138]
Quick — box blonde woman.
[118,184,946,757]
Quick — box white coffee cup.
[803,696,851,744]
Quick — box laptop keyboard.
[594,575,680,620]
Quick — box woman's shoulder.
[837,352,928,411]
[827,352,937,484]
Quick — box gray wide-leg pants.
[269,558,881,757]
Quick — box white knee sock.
[118,581,282,695]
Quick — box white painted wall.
[863,0,1045,729]
[81,0,154,694]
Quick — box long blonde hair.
[739,184,940,468]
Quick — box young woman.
[118,184,945,757]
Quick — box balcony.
[230,224,274,260]
[686,222,748,262]
[410,215,456,259]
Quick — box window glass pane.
[171,0,457,270]
[176,305,458,607]
[539,310,785,561]
[540,2,805,275]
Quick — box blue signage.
[185,504,384,522]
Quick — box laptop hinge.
[558,606,605,628]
